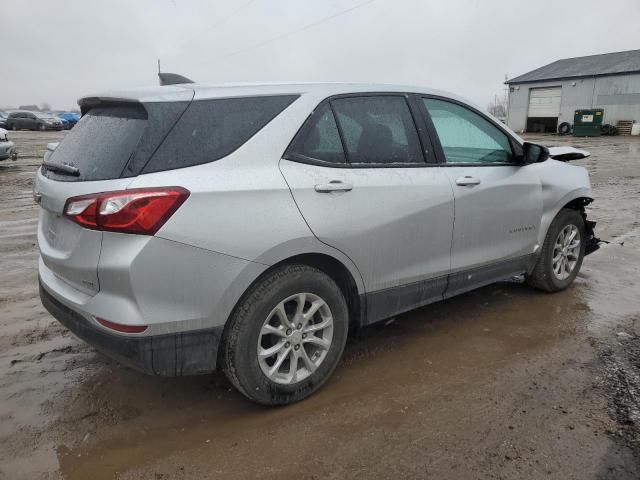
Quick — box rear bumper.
[40,279,223,376]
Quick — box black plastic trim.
[364,275,448,325]
[362,255,534,325]
[40,280,222,376]
[444,255,532,299]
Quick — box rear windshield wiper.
[42,160,80,177]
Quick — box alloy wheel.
[552,224,581,280]
[257,292,334,385]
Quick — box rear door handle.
[455,176,481,187]
[314,181,353,193]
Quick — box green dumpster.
[573,109,603,137]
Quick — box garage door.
[528,87,562,118]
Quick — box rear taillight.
[63,187,189,235]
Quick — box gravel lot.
[1,130,640,479]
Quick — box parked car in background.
[36,82,600,405]
[5,111,64,131]
[34,112,65,130]
[48,114,69,129]
[57,112,80,129]
[0,112,8,129]
[0,128,18,161]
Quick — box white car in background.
[0,128,18,161]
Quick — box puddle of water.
[50,280,592,479]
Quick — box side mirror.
[522,142,549,164]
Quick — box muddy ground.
[1,130,640,479]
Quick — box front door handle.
[314,181,353,193]
[455,176,481,187]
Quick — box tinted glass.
[423,98,512,164]
[143,95,298,173]
[43,105,147,181]
[289,103,345,163]
[331,96,423,164]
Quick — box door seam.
[277,158,367,294]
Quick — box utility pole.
[158,59,161,74]
[504,73,509,123]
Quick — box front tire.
[221,264,349,405]
[527,208,585,292]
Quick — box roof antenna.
[157,58,195,86]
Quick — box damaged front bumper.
[584,219,602,255]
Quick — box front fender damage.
[576,198,601,256]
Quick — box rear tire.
[221,264,349,405]
[527,208,585,292]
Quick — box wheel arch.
[220,251,365,357]
[537,189,593,249]
[273,253,365,330]
[562,196,594,211]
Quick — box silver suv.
[36,83,599,404]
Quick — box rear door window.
[331,96,424,165]
[142,95,298,173]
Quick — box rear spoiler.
[78,97,145,116]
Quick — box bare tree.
[487,95,507,118]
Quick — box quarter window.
[423,98,513,164]
[288,103,345,164]
[331,96,424,164]
[143,95,299,173]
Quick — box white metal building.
[505,49,640,133]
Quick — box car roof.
[77,81,523,144]
[79,81,479,109]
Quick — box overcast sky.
[2,0,639,111]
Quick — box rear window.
[142,95,298,174]
[43,105,147,181]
